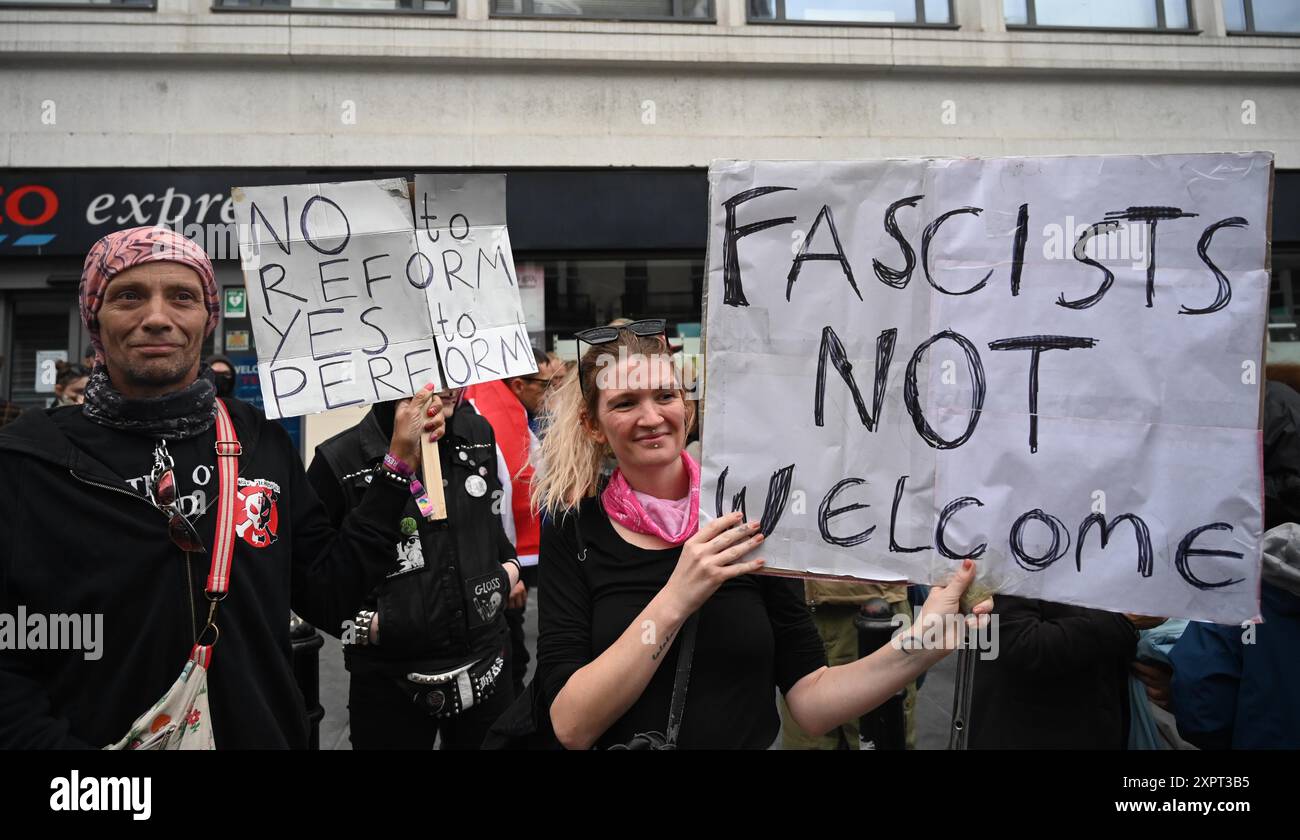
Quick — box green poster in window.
[224,287,247,319]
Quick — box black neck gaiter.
[82,364,218,441]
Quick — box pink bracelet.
[383,452,414,477]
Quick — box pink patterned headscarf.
[79,226,219,362]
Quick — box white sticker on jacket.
[388,533,426,578]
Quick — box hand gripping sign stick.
[406,179,449,523]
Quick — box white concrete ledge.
[1,6,1295,170]
[1,11,1298,76]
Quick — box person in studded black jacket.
[309,390,521,749]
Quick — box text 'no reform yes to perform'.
[232,176,536,420]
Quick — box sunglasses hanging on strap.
[150,440,206,554]
[107,399,241,751]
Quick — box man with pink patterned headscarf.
[0,225,443,749]
[79,225,221,363]
[76,226,223,437]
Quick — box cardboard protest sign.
[232,179,443,419]
[413,174,536,387]
[701,153,1272,624]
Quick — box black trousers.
[348,648,515,750]
[504,565,538,696]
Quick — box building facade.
[2,0,1298,442]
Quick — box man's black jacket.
[309,403,517,676]
[0,398,408,749]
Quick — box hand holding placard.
[232,174,538,525]
[390,385,449,522]
[389,383,442,468]
[233,179,444,419]
[409,174,538,520]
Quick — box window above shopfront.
[0,0,153,8]
[1224,0,1300,35]
[491,0,711,21]
[1004,0,1193,31]
[212,0,453,12]
[748,0,951,25]
[1268,252,1300,364]
[534,255,704,352]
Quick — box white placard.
[414,174,536,387]
[702,153,1272,624]
[232,179,442,419]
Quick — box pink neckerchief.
[602,452,700,545]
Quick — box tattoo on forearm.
[650,628,679,661]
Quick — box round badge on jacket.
[464,475,488,498]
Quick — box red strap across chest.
[189,399,241,667]
[207,398,240,596]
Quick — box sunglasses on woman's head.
[575,320,669,399]
[573,319,667,347]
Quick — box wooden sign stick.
[421,428,448,522]
[404,178,449,522]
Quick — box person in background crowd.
[678,352,703,465]
[967,594,1158,749]
[532,321,991,749]
[0,225,442,748]
[53,362,90,407]
[545,352,570,398]
[308,387,520,749]
[533,352,567,441]
[464,347,557,693]
[1156,371,1300,749]
[0,357,21,428]
[205,354,236,399]
[1125,616,1191,749]
[778,581,917,749]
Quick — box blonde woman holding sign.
[533,321,992,750]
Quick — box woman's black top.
[537,496,826,749]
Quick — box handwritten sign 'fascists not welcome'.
[701,153,1272,624]
[234,179,441,419]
